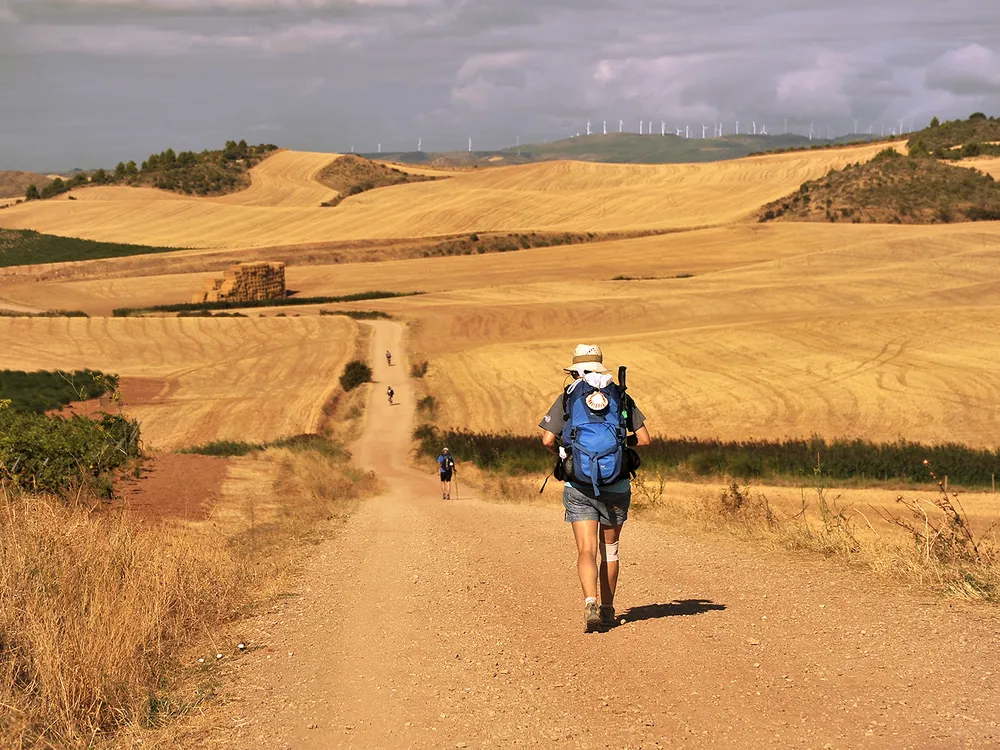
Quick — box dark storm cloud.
[2,0,1000,169]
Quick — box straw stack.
[192,262,286,304]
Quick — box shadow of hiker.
[619,599,726,624]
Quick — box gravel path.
[201,322,999,749]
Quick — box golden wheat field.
[0,142,896,248]
[0,316,356,449]
[2,142,999,454]
[406,221,1000,447]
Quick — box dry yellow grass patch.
[0,440,377,747]
[0,143,893,249]
[0,316,357,449]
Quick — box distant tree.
[929,116,940,128]
[970,112,987,121]
[90,168,109,184]
[113,161,127,181]
[124,160,138,177]
[161,148,177,168]
[24,184,39,201]
[69,173,88,187]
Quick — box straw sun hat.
[562,343,610,376]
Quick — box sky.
[1,0,1000,170]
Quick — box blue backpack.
[559,374,629,496]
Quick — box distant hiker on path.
[539,344,650,633]
[386,350,392,366]
[387,386,395,405]
[438,447,456,500]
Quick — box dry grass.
[0,143,894,249]
[637,472,1000,602]
[0,444,376,748]
[0,316,357,449]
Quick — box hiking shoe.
[600,605,616,628]
[584,601,602,633]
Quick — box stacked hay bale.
[192,262,286,304]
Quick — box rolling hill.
[0,142,895,248]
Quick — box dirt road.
[205,322,999,748]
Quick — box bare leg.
[571,520,600,600]
[599,523,623,607]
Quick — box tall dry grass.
[631,469,1000,602]
[0,445,375,748]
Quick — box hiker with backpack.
[539,344,650,633]
[438,447,456,500]
[386,385,395,405]
[386,350,392,367]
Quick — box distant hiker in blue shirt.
[437,447,456,500]
[539,344,650,633]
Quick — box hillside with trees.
[23,140,279,201]
[757,146,1000,225]
[908,112,1000,159]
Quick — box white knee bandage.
[600,540,619,562]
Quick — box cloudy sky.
[1,0,999,170]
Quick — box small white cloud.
[926,44,1000,95]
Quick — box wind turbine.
[752,121,757,135]
[851,118,860,134]
[736,120,739,134]
[808,123,814,141]
[603,120,607,135]
[685,125,690,138]
[649,121,653,135]
[587,120,591,136]
[639,120,643,135]
[718,123,724,137]
[661,121,666,136]
[619,119,623,133]
[827,125,832,139]
[468,137,472,152]
[897,119,905,135]
[676,127,682,136]
[377,143,381,153]
[702,124,708,138]
[417,137,421,152]
[760,124,767,135]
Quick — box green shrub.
[410,360,429,378]
[0,369,115,413]
[0,409,140,497]
[339,361,372,392]
[416,395,437,415]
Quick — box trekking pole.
[453,472,459,501]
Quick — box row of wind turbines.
[570,118,913,141]
[356,117,915,154]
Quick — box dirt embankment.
[316,154,443,207]
[0,171,51,199]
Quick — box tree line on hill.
[23,140,278,201]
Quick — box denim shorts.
[563,484,630,526]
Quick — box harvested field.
[0,316,356,449]
[0,142,895,248]
[400,221,1000,449]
